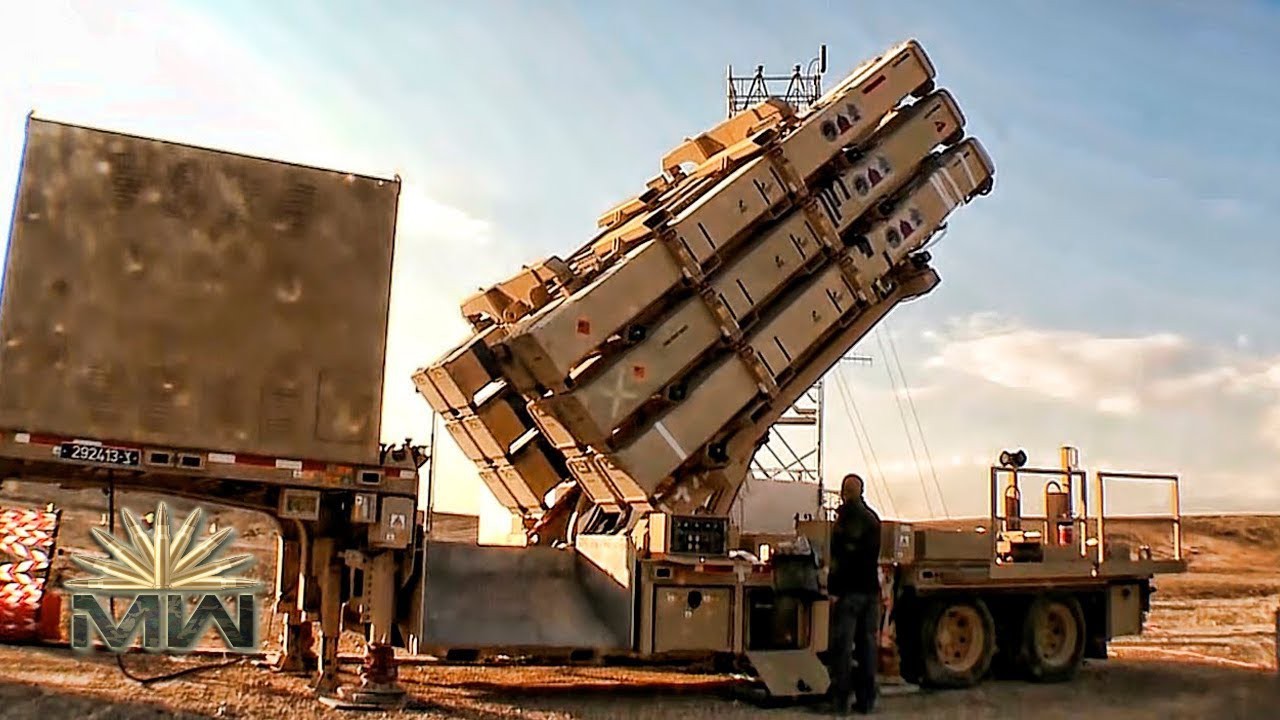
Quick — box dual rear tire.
[917,596,996,689]
[1018,594,1087,683]
[898,592,1086,689]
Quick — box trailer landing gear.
[318,644,407,710]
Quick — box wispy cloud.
[923,313,1277,416]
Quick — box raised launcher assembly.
[415,39,995,540]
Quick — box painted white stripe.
[958,155,977,189]
[276,459,303,471]
[939,166,966,205]
[72,438,103,446]
[928,174,958,210]
[14,433,29,444]
[653,421,689,461]
[208,452,236,464]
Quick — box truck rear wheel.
[1018,594,1086,682]
[918,596,996,689]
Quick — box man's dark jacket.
[828,497,882,596]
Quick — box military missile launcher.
[0,40,1191,702]
[414,39,995,537]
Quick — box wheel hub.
[935,605,984,672]
[1035,603,1079,666]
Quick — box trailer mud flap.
[746,649,830,698]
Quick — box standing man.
[826,473,882,715]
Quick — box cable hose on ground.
[116,653,248,685]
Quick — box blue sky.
[3,1,1279,525]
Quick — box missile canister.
[413,39,995,530]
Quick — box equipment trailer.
[0,37,1186,708]
[0,115,427,706]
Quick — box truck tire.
[918,596,996,689]
[1018,593,1086,683]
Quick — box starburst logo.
[66,502,259,592]
[66,502,262,653]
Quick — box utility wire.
[829,371,880,509]
[883,323,952,518]
[833,371,898,516]
[829,377,885,511]
[841,373,899,517]
[875,329,937,517]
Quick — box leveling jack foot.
[318,687,407,711]
[318,644,406,710]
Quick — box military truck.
[411,38,1186,695]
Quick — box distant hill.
[914,514,1280,599]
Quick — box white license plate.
[58,442,141,467]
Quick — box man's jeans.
[829,591,881,711]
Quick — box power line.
[829,372,883,510]
[875,329,936,517]
[883,323,951,518]
[831,379,885,512]
[832,371,898,516]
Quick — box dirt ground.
[0,649,1277,720]
[2,482,1279,719]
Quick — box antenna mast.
[727,44,827,118]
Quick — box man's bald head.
[841,473,865,502]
